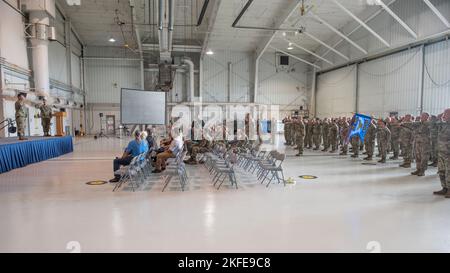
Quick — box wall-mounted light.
[108,37,116,43]
[287,43,293,50]
[206,49,214,55]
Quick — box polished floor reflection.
[0,136,449,252]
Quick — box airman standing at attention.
[312,118,322,150]
[38,98,53,137]
[402,112,431,177]
[328,119,339,153]
[377,119,391,163]
[339,119,349,155]
[429,115,439,167]
[294,118,306,157]
[283,116,292,145]
[399,114,414,168]
[304,119,312,149]
[363,119,377,161]
[433,109,450,198]
[389,117,401,160]
[350,134,360,158]
[15,92,28,141]
[321,118,330,152]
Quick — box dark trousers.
[113,156,133,178]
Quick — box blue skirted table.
[0,136,73,174]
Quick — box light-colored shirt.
[168,136,183,154]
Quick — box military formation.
[14,92,54,140]
[282,108,450,198]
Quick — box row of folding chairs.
[162,148,188,192]
[238,148,286,188]
[204,144,238,190]
[113,151,152,192]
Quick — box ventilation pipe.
[182,57,195,102]
[29,11,51,98]
[167,0,174,52]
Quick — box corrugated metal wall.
[71,53,81,88]
[85,59,141,104]
[257,52,308,111]
[423,39,450,115]
[202,50,252,103]
[358,47,422,117]
[316,65,356,118]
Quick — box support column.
[253,54,259,103]
[29,10,50,98]
[355,63,359,113]
[418,45,425,114]
[227,62,232,103]
[0,63,5,137]
[311,68,317,117]
[65,18,72,90]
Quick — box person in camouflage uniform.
[399,114,414,168]
[185,138,213,164]
[389,117,401,160]
[321,118,330,152]
[350,134,360,158]
[433,109,450,198]
[305,119,313,149]
[339,119,349,155]
[429,115,439,167]
[363,119,377,161]
[328,119,339,153]
[377,119,391,163]
[38,98,53,136]
[15,93,28,141]
[294,118,306,157]
[312,118,322,150]
[283,117,292,145]
[402,112,431,176]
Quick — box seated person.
[109,130,149,183]
[145,128,156,152]
[153,132,183,173]
[184,136,212,165]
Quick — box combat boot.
[390,155,398,160]
[18,134,28,141]
[446,191,450,198]
[400,163,411,168]
[363,156,372,161]
[295,153,303,157]
[351,154,358,158]
[411,170,420,175]
[378,158,386,163]
[429,162,438,167]
[433,188,447,196]
[339,152,347,156]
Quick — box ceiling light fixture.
[108,37,116,43]
[206,49,214,55]
[287,43,293,50]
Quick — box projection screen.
[121,88,166,125]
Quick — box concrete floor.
[0,136,449,253]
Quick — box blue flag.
[348,113,372,143]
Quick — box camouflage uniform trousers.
[401,141,413,165]
[430,138,438,164]
[414,141,431,173]
[296,135,304,154]
[313,134,321,149]
[42,118,51,135]
[438,152,449,189]
[15,116,25,136]
[365,138,375,158]
[379,140,389,161]
[351,136,360,156]
[391,137,400,158]
[328,134,338,152]
[190,146,210,161]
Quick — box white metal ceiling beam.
[331,0,390,47]
[303,31,349,61]
[201,0,222,59]
[311,12,368,54]
[283,38,334,65]
[423,0,450,28]
[255,0,304,61]
[315,0,397,63]
[270,46,321,69]
[378,0,418,39]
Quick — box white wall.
[358,47,422,117]
[316,66,356,118]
